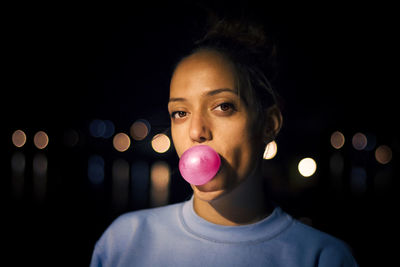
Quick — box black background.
[2,2,398,266]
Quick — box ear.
[263,104,283,143]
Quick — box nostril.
[188,115,212,143]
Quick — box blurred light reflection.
[112,159,130,211]
[88,155,105,185]
[131,161,150,208]
[11,151,26,174]
[329,152,344,177]
[374,168,393,193]
[33,153,48,202]
[150,161,170,207]
[350,167,367,194]
[11,152,25,199]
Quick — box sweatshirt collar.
[179,196,293,244]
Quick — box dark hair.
[175,17,281,131]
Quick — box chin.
[191,173,233,202]
[192,185,226,202]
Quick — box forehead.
[170,50,236,96]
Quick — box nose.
[189,112,212,143]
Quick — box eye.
[171,111,187,119]
[214,103,235,112]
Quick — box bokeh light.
[33,153,48,176]
[12,129,27,148]
[88,155,105,185]
[103,120,115,138]
[352,132,367,150]
[329,153,344,177]
[131,161,150,208]
[364,133,376,151]
[330,131,345,149]
[33,153,48,202]
[374,168,393,193]
[150,161,170,207]
[89,119,106,138]
[130,119,150,141]
[11,152,26,174]
[112,159,130,211]
[64,129,79,147]
[151,161,170,189]
[34,131,49,149]
[263,141,277,160]
[151,133,171,153]
[11,152,25,199]
[298,157,317,177]
[113,133,131,152]
[89,119,115,138]
[375,145,392,164]
[351,167,367,194]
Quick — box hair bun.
[203,18,268,49]
[196,17,277,74]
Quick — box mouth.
[179,145,221,186]
[194,160,225,192]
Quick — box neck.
[193,169,272,226]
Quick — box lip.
[179,145,222,185]
[194,160,225,192]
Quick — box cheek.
[229,141,254,173]
[171,125,186,157]
[217,123,257,173]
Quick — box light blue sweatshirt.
[90,197,358,266]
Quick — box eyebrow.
[168,88,238,103]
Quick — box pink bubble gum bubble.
[179,145,221,185]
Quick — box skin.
[168,49,281,226]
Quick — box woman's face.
[169,50,264,201]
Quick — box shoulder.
[289,219,347,247]
[113,202,182,225]
[104,201,183,238]
[92,202,184,257]
[282,213,358,266]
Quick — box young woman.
[90,18,358,266]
